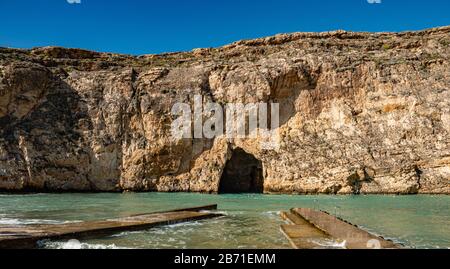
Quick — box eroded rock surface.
[0,27,449,194]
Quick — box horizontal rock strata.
[0,26,449,194]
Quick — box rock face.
[0,27,449,194]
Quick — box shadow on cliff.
[0,68,99,192]
[267,65,319,127]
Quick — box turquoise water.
[0,193,449,249]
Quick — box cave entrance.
[218,148,264,194]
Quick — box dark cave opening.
[218,148,264,194]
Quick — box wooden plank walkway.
[0,204,221,249]
[281,208,401,249]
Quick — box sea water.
[0,193,448,249]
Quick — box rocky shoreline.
[0,26,449,194]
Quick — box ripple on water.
[1,194,448,249]
[39,239,129,249]
[0,217,80,226]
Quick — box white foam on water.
[0,218,25,225]
[262,210,281,215]
[110,230,145,237]
[261,211,282,219]
[309,238,347,249]
[39,239,131,249]
[0,217,80,225]
[200,210,229,215]
[111,220,206,238]
[166,220,204,228]
[357,224,406,247]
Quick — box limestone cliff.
[0,27,449,194]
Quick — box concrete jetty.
[281,208,401,249]
[0,204,221,249]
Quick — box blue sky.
[1,0,449,55]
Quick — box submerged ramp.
[0,204,221,249]
[281,208,401,249]
[280,211,339,249]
